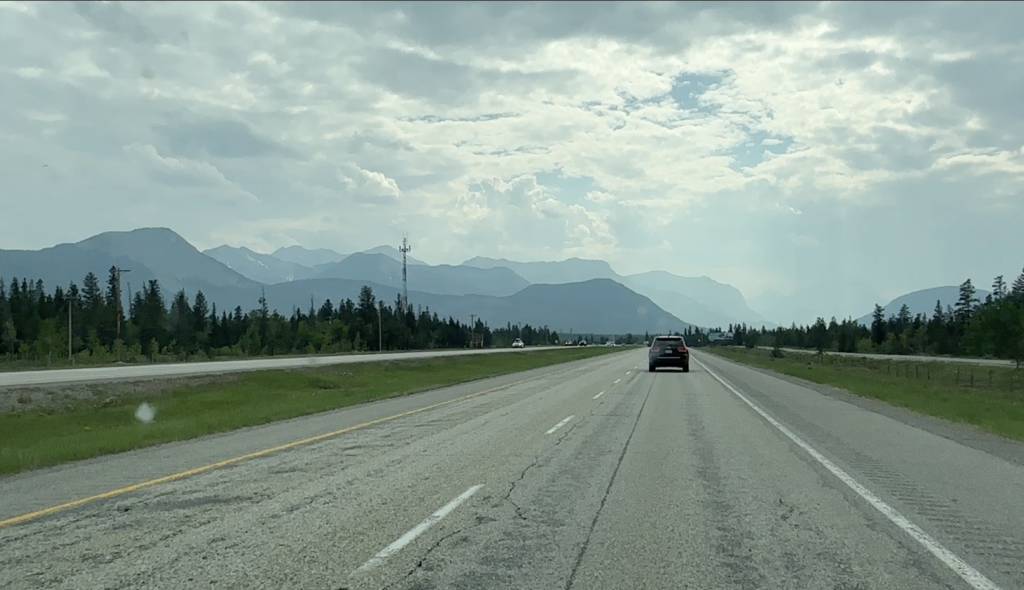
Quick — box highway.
[2,349,1023,589]
[3,344,1011,389]
[0,345,567,387]
[757,346,1018,368]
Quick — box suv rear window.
[653,337,682,344]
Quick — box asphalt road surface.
[0,345,568,388]
[757,346,1017,368]
[2,349,1023,590]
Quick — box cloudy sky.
[2,1,1023,316]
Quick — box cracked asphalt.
[2,349,1023,590]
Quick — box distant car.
[578,340,587,347]
[605,341,615,347]
[564,340,574,346]
[512,338,524,348]
[648,335,689,372]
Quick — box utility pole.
[66,293,79,363]
[378,302,383,352]
[115,267,130,361]
[399,236,411,314]
[469,314,477,349]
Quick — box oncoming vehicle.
[512,338,525,348]
[577,339,587,347]
[648,335,689,372]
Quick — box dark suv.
[648,336,689,372]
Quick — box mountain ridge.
[0,228,690,334]
[461,255,772,329]
[854,286,994,326]
[4,226,980,332]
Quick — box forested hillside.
[0,267,564,367]
[688,271,1024,366]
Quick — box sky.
[2,0,1023,318]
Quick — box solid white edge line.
[356,484,484,572]
[593,391,605,400]
[692,356,1002,590]
[546,415,574,435]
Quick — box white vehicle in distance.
[512,338,525,348]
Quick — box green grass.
[0,347,622,476]
[706,346,1024,441]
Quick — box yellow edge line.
[0,362,585,529]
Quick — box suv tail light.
[677,345,687,352]
[651,346,660,352]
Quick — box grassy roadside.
[706,346,1024,442]
[0,347,622,476]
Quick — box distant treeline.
[0,266,588,365]
[695,271,1024,366]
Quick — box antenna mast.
[399,236,411,314]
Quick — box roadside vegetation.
[708,346,1024,442]
[682,270,1024,367]
[0,268,641,372]
[0,346,621,476]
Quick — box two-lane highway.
[2,349,1022,589]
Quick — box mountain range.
[0,228,689,334]
[0,227,978,334]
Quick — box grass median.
[0,346,624,476]
[706,346,1024,441]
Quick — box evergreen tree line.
[0,266,572,365]
[683,269,1024,366]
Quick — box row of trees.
[0,267,578,364]
[4,264,1021,366]
[694,270,1024,366]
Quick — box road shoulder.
[703,349,1024,469]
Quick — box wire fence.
[731,347,1022,395]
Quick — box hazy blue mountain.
[462,255,767,328]
[1,228,261,312]
[621,281,742,331]
[360,245,425,265]
[270,244,425,268]
[463,256,618,284]
[271,245,348,267]
[750,278,885,327]
[203,245,318,284]
[234,277,690,335]
[624,270,772,329]
[854,286,993,326]
[313,252,530,297]
[0,243,156,295]
[484,279,693,335]
[76,228,256,290]
[4,229,684,333]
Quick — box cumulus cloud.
[1,0,1023,318]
